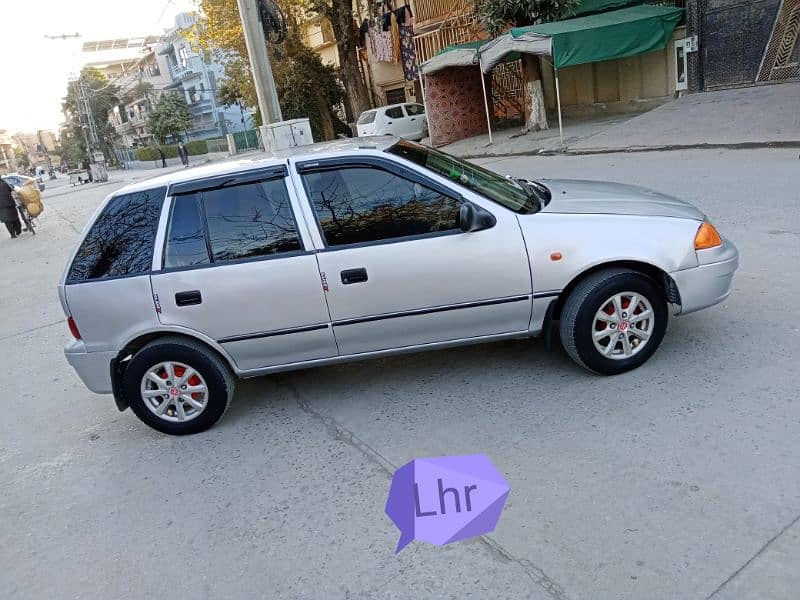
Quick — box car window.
[302,166,462,247]
[4,177,19,186]
[385,106,404,119]
[163,193,211,269]
[202,179,301,263]
[67,187,166,283]
[357,110,376,125]
[404,104,425,116]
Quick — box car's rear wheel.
[123,337,234,435]
[560,269,668,375]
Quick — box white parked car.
[356,103,428,141]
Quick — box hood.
[537,179,705,221]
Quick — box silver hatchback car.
[60,138,738,435]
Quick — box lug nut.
[610,323,616,329]
[166,381,172,386]
[622,312,628,318]
[181,385,187,390]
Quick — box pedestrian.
[82,158,93,183]
[178,142,189,167]
[0,178,22,239]
[158,147,167,168]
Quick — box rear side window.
[385,106,404,119]
[67,187,165,283]
[357,110,377,125]
[163,194,210,269]
[163,179,302,268]
[405,104,424,116]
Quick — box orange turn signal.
[695,222,722,250]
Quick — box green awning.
[570,0,632,17]
[510,4,684,70]
[419,41,484,75]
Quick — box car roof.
[119,136,401,194]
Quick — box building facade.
[158,13,252,142]
[0,130,16,175]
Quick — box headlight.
[695,221,723,250]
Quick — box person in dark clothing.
[158,147,167,168]
[0,179,22,238]
[177,142,189,167]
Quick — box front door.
[150,169,337,371]
[293,157,532,356]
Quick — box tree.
[197,0,370,125]
[147,93,194,143]
[474,0,580,36]
[61,67,120,161]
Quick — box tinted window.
[163,194,210,268]
[385,106,404,119]
[202,179,301,262]
[303,167,461,247]
[405,104,424,116]
[67,187,165,283]
[357,110,376,125]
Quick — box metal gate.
[701,0,782,88]
[757,0,800,82]
[490,60,526,126]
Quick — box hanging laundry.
[369,25,394,63]
[394,3,413,25]
[390,11,401,63]
[399,25,418,80]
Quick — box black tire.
[123,337,235,435]
[559,269,668,375]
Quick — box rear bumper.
[65,341,114,394]
[671,239,739,316]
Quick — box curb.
[459,140,800,160]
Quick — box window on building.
[302,166,462,247]
[67,188,166,282]
[179,46,189,68]
[385,88,406,105]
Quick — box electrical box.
[260,118,314,155]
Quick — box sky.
[0,0,196,135]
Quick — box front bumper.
[671,239,739,316]
[65,340,115,394]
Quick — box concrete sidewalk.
[439,81,800,158]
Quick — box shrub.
[134,145,178,161]
[185,140,208,155]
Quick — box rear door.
[150,167,337,372]
[384,105,411,138]
[403,104,426,139]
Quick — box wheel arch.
[111,329,238,411]
[552,260,681,321]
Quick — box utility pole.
[235,0,282,124]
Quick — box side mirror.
[459,203,496,233]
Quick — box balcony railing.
[415,0,468,27]
[413,12,484,65]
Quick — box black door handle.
[341,268,368,285]
[175,290,202,306]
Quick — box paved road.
[1,149,798,600]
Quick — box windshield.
[386,140,540,214]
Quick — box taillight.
[67,317,82,340]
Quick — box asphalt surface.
[1,149,798,599]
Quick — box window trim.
[296,156,469,251]
[161,173,305,271]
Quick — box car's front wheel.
[123,337,234,435]
[559,269,668,375]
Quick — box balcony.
[413,9,485,65]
